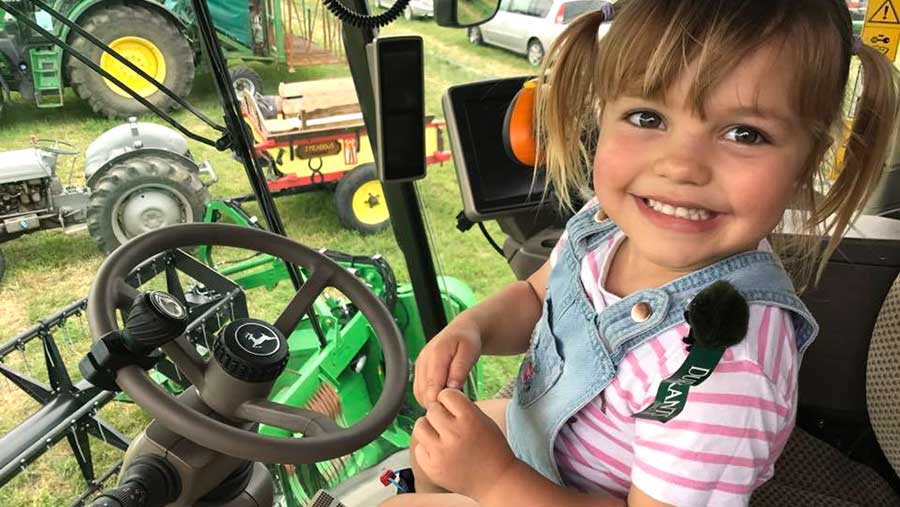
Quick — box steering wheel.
[86,223,408,464]
[31,138,80,156]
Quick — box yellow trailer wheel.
[335,163,391,234]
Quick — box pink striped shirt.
[550,228,799,506]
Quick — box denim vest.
[505,202,819,484]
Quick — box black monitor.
[443,77,552,221]
[371,36,426,182]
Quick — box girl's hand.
[413,320,482,405]
[413,389,517,501]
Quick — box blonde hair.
[535,0,900,291]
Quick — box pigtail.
[810,43,900,283]
[535,7,613,211]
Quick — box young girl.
[382,0,899,505]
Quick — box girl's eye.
[625,111,664,129]
[724,126,768,145]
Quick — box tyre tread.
[86,156,209,253]
[66,5,194,118]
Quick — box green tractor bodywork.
[264,273,479,505]
[115,199,480,504]
[0,0,338,116]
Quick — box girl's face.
[594,44,813,276]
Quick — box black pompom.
[685,281,749,349]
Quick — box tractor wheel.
[66,5,194,118]
[86,156,209,253]
[229,66,264,96]
[334,163,390,234]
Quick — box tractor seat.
[749,273,900,506]
[493,275,900,505]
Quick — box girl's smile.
[633,194,721,233]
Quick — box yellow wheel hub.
[351,180,389,225]
[100,36,166,98]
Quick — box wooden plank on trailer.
[279,77,360,119]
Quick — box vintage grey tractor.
[0,118,213,281]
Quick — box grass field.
[0,15,536,506]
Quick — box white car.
[375,0,434,19]
[467,0,610,65]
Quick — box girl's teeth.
[645,198,711,221]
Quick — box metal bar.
[0,0,221,148]
[66,425,94,486]
[0,362,53,403]
[0,390,116,487]
[184,288,245,335]
[188,0,332,351]
[337,0,450,338]
[42,329,73,394]
[0,299,86,359]
[28,0,226,133]
[188,0,300,284]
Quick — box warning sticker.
[868,0,900,25]
[862,25,900,60]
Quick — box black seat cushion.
[751,428,900,506]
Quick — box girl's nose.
[652,137,713,186]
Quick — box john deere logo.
[235,323,281,356]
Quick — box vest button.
[631,302,652,322]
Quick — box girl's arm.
[413,259,551,404]
[459,258,551,356]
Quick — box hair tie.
[851,35,863,55]
[599,1,615,21]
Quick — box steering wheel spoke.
[115,278,140,310]
[236,398,342,436]
[161,336,208,388]
[273,264,335,336]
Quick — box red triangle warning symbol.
[869,0,900,24]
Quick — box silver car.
[375,0,435,19]
[467,0,610,65]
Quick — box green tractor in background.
[0,0,341,118]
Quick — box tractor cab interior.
[3,0,900,504]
